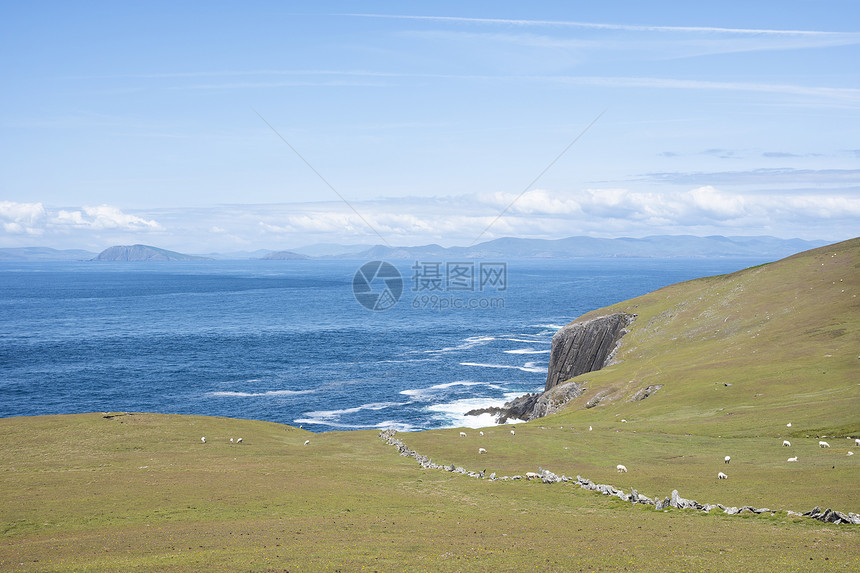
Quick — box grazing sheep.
[621,419,628,423]
[819,441,830,448]
[236,438,242,444]
[787,456,798,462]
[616,464,628,473]
[855,438,860,446]
[589,426,592,431]
[783,440,791,447]
[201,437,206,444]
[460,431,467,437]
[510,429,515,435]
[848,451,854,456]
[718,472,728,479]
[230,438,234,443]
[479,431,484,436]
[478,448,487,454]
[304,440,310,446]
[724,455,731,464]
[786,422,791,427]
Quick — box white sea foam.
[422,336,496,354]
[399,380,503,399]
[502,337,552,344]
[292,418,420,432]
[295,401,410,427]
[460,362,547,374]
[503,348,552,355]
[426,397,525,429]
[208,389,315,397]
[530,324,566,330]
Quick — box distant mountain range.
[339,235,830,260]
[0,236,834,262]
[0,247,97,261]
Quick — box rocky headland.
[467,312,636,423]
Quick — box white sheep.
[855,438,860,446]
[510,429,515,436]
[848,451,854,456]
[589,426,592,431]
[724,455,731,464]
[230,438,234,443]
[303,440,310,446]
[460,431,467,437]
[718,472,728,479]
[201,437,206,444]
[478,448,487,454]
[787,456,798,462]
[236,438,242,444]
[621,419,628,423]
[616,464,628,473]
[783,440,791,447]
[786,422,791,427]
[819,441,830,448]
[479,431,484,436]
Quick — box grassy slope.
[1,240,858,571]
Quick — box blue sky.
[1,0,858,252]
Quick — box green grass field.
[1,239,858,571]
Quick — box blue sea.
[0,257,770,432]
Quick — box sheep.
[236,438,243,444]
[589,426,592,431]
[303,440,310,446]
[230,438,234,443]
[718,472,728,479]
[459,431,467,438]
[783,440,791,447]
[786,422,791,427]
[621,419,628,423]
[855,438,860,446]
[478,448,487,454]
[201,437,206,444]
[787,456,798,462]
[479,431,484,436]
[616,464,628,473]
[510,429,515,436]
[724,455,731,464]
[848,451,855,456]
[819,441,830,448]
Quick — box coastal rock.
[466,380,585,423]
[545,313,636,391]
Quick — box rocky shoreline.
[467,312,637,424]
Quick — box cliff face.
[545,312,635,391]
[466,312,636,424]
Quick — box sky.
[1,0,859,252]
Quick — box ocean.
[0,257,770,431]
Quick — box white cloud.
[54,205,163,231]
[0,201,47,235]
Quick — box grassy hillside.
[1,240,858,571]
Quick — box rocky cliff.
[544,312,636,391]
[467,312,635,423]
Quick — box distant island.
[93,245,213,262]
[261,250,310,260]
